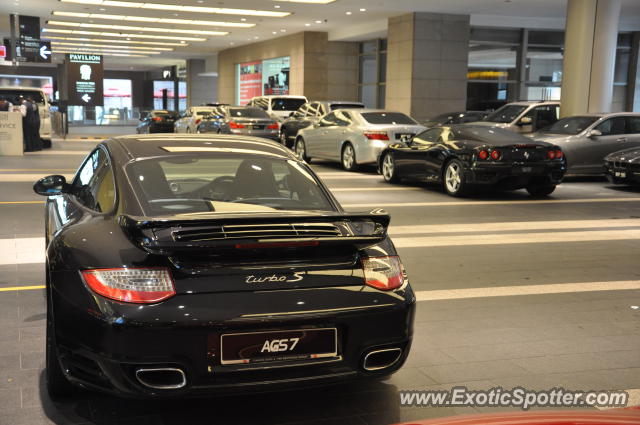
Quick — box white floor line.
[0,237,44,265]
[0,174,75,182]
[317,174,380,179]
[24,150,89,155]
[342,197,640,208]
[331,187,420,192]
[390,219,640,235]
[414,280,640,301]
[393,229,640,248]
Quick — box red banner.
[238,60,262,105]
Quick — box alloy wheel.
[342,144,355,170]
[382,154,395,181]
[295,139,306,161]
[445,162,462,193]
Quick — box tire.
[45,273,75,398]
[442,159,469,197]
[279,129,289,147]
[341,143,358,171]
[294,138,310,162]
[381,152,400,183]
[526,184,556,197]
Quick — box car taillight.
[364,131,389,141]
[81,268,175,304]
[229,121,245,129]
[547,150,556,160]
[490,149,501,160]
[478,150,489,160]
[267,122,279,130]
[152,116,162,122]
[555,150,563,159]
[362,256,404,291]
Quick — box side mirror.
[33,175,68,196]
[518,117,533,126]
[588,129,602,138]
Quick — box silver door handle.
[616,137,627,142]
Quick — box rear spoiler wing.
[119,209,390,253]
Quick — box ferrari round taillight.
[490,149,501,160]
[555,150,564,159]
[82,268,175,304]
[478,150,489,160]
[362,256,405,291]
[195,119,201,125]
[547,150,556,160]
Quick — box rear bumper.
[52,283,415,398]
[230,129,279,141]
[466,161,566,188]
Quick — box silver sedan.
[294,109,426,171]
[533,112,640,175]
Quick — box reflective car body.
[295,109,426,171]
[247,95,308,123]
[196,106,279,140]
[424,111,488,128]
[377,125,566,196]
[280,101,366,148]
[174,106,216,133]
[534,112,640,175]
[470,101,560,134]
[35,135,415,398]
[604,146,640,185]
[136,110,179,134]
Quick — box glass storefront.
[358,39,386,108]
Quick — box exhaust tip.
[362,347,403,372]
[135,367,186,390]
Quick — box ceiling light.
[54,50,148,57]
[314,20,322,23]
[59,0,291,18]
[52,11,255,28]
[304,23,310,26]
[274,5,280,8]
[346,11,352,15]
[50,41,173,51]
[359,8,366,11]
[280,29,286,32]
[46,20,229,36]
[52,46,161,54]
[44,36,187,46]
[99,7,106,10]
[43,28,207,41]
[273,0,335,3]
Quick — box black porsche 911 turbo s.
[378,125,567,197]
[34,134,415,398]
[604,147,640,185]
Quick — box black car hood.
[605,147,640,163]
[453,139,555,150]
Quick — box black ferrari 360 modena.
[34,134,414,398]
[378,125,567,196]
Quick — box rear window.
[152,111,179,118]
[0,89,45,104]
[196,110,214,116]
[330,103,365,111]
[127,155,335,216]
[228,107,271,119]
[361,112,417,125]
[485,104,527,123]
[271,98,307,111]
[454,126,532,143]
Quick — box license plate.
[220,328,337,365]
[249,125,264,130]
[615,171,627,178]
[396,133,414,140]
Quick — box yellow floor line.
[0,201,45,205]
[0,285,45,291]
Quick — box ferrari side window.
[72,148,114,212]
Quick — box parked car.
[280,101,365,148]
[423,111,488,128]
[470,101,560,134]
[295,109,426,171]
[378,125,566,197]
[534,113,640,175]
[247,95,308,123]
[174,106,217,133]
[604,146,640,185]
[196,106,279,140]
[0,86,52,143]
[33,135,415,398]
[136,110,179,134]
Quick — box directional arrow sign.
[39,45,51,60]
[81,94,91,103]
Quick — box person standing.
[20,97,42,152]
[0,97,12,111]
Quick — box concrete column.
[627,32,640,112]
[385,12,470,122]
[560,0,622,117]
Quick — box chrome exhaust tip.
[135,367,186,390]
[362,347,403,371]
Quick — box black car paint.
[378,125,566,189]
[604,147,640,185]
[40,135,415,397]
[136,111,178,134]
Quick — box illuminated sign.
[66,53,104,106]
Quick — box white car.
[247,95,308,123]
[0,86,52,142]
[295,109,426,171]
[174,106,217,133]
[470,101,560,134]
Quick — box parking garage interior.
[1,1,640,425]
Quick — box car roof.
[506,101,560,106]
[108,134,297,161]
[321,101,365,105]
[561,112,640,118]
[252,95,307,99]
